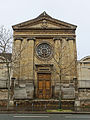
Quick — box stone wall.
[0,55,11,102]
[12,12,77,101]
[78,56,90,106]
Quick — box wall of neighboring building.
[0,54,11,106]
[78,56,90,106]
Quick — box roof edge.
[79,55,90,62]
[12,12,77,29]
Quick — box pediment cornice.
[12,12,77,30]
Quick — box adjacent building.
[0,53,11,106]
[78,56,90,107]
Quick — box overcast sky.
[0,0,90,59]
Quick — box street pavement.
[0,114,90,120]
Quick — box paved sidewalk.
[0,113,90,120]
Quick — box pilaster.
[12,38,22,80]
[27,38,35,82]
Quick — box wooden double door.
[37,73,51,99]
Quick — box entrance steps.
[14,99,59,111]
[14,99,74,111]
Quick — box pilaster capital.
[14,37,23,41]
[66,37,75,41]
[27,37,36,41]
[53,37,62,41]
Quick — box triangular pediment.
[12,11,77,30]
[80,56,90,62]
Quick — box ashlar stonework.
[12,12,77,108]
[78,56,90,107]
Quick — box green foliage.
[57,109,63,111]
[46,109,73,112]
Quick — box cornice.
[14,34,76,39]
[13,27,76,31]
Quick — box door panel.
[39,81,43,89]
[45,80,51,98]
[37,73,51,99]
[45,81,50,89]
[38,81,43,99]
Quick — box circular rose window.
[36,43,52,59]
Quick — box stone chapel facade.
[12,12,77,107]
